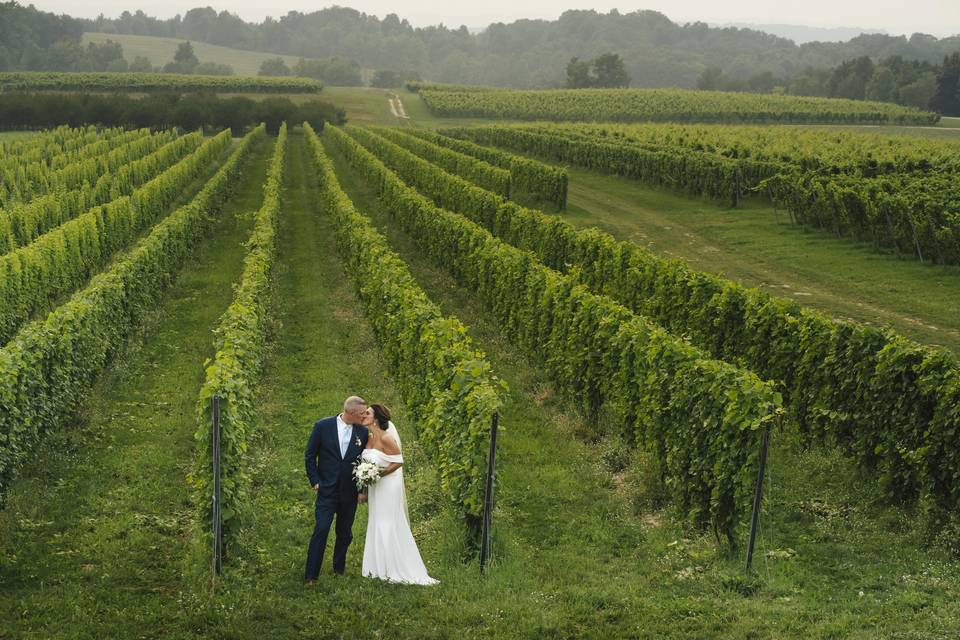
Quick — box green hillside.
[82,32,332,78]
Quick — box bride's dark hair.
[370,404,391,430]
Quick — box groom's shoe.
[304,579,318,586]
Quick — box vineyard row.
[417,86,938,125]
[194,124,287,546]
[0,72,323,94]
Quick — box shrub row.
[528,122,960,177]
[764,171,960,266]
[193,123,286,544]
[307,123,506,524]
[519,124,960,265]
[0,125,113,186]
[444,125,777,206]
[1,125,96,158]
[345,126,502,223]
[453,124,960,266]
[0,93,345,135]
[0,124,266,505]
[396,127,568,210]
[0,128,233,345]
[331,125,780,540]
[372,127,510,197]
[1,127,152,206]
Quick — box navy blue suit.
[304,415,369,579]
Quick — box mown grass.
[0,136,272,637]
[316,86,518,129]
[309,86,498,128]
[82,32,334,77]
[322,86,406,126]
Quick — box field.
[305,86,513,128]
[0,132,34,141]
[83,32,337,78]
[1,92,960,638]
[321,87,410,125]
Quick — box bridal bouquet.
[353,458,381,491]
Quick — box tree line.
[0,92,345,133]
[698,52,960,115]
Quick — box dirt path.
[389,93,410,119]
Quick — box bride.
[359,404,438,585]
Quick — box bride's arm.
[379,462,402,477]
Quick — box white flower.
[353,459,381,491]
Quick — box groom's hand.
[313,484,320,492]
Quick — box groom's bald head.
[342,395,368,423]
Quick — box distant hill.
[83,7,960,89]
[714,24,888,44]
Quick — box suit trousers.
[304,493,358,579]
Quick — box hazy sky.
[33,0,960,38]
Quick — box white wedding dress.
[361,422,438,585]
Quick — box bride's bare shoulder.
[381,432,401,455]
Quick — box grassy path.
[561,167,960,353]
[319,133,960,639]
[0,136,271,637]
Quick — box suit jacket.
[305,416,369,501]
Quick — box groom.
[304,395,370,582]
